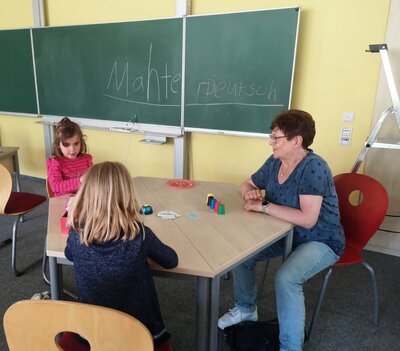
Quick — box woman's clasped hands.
[243,189,264,212]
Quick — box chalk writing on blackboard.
[104,43,181,107]
[186,79,283,107]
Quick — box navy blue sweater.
[65,225,178,345]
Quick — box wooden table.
[47,177,293,351]
[0,146,21,191]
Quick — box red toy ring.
[166,179,196,189]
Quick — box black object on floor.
[223,319,280,351]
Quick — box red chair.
[306,173,388,340]
[0,163,47,276]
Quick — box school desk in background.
[0,146,21,192]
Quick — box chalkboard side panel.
[184,7,300,135]
[0,29,38,115]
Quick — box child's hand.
[65,195,75,212]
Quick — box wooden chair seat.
[3,300,154,350]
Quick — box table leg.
[196,276,209,351]
[49,257,63,300]
[283,228,294,260]
[208,276,220,351]
[13,152,21,192]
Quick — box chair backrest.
[0,163,12,215]
[46,178,55,198]
[334,173,389,253]
[3,300,154,351]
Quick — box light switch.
[343,112,355,123]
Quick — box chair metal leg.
[42,237,51,285]
[11,215,42,277]
[306,262,379,343]
[362,261,379,326]
[41,237,77,300]
[306,266,333,342]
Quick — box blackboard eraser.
[139,134,167,145]
[109,127,131,133]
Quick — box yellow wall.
[0,0,33,28]
[0,0,390,183]
[43,0,177,25]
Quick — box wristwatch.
[261,200,270,212]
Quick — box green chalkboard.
[2,8,299,134]
[184,8,300,134]
[0,29,37,114]
[33,19,183,126]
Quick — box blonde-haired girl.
[65,161,178,350]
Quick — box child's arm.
[47,155,92,196]
[87,154,93,167]
[64,231,78,262]
[144,227,178,268]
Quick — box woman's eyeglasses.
[269,135,287,142]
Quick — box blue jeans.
[232,240,339,351]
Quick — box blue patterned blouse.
[251,152,345,256]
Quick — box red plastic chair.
[0,164,47,276]
[306,173,388,340]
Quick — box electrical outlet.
[341,128,352,136]
[340,127,353,146]
[340,136,351,146]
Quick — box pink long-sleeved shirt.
[46,154,93,196]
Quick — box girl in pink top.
[47,117,93,197]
